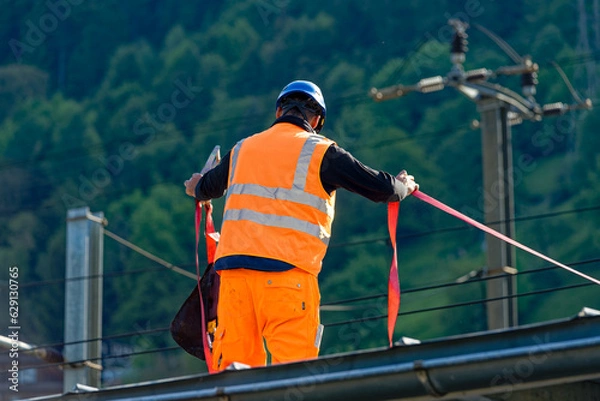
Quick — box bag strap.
[203,202,218,264]
[387,201,401,347]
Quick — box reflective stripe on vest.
[227,183,329,215]
[293,135,321,190]
[224,135,331,245]
[223,208,329,245]
[228,139,245,187]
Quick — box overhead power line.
[324,281,595,328]
[103,229,196,280]
[19,279,596,371]
[27,326,171,354]
[329,203,600,249]
[4,205,598,290]
[322,257,600,307]
[15,266,168,289]
[20,345,182,373]
[18,257,598,355]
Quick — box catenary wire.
[322,257,600,307]
[20,257,599,353]
[329,203,600,248]
[19,346,182,372]
[15,266,174,289]
[324,281,595,328]
[103,229,196,279]
[20,277,596,371]
[4,205,598,289]
[26,326,171,353]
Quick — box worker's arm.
[320,145,416,202]
[183,151,230,200]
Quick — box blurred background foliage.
[0,0,598,384]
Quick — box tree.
[0,64,47,121]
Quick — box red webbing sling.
[195,201,218,373]
[387,201,401,347]
[386,190,600,348]
[412,190,600,286]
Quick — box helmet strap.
[281,101,319,129]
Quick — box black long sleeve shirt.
[195,116,408,203]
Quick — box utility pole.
[595,0,600,52]
[578,0,597,98]
[64,207,105,392]
[371,20,592,330]
[478,97,518,328]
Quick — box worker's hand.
[184,173,203,197]
[396,170,419,196]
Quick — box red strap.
[195,201,216,373]
[204,203,218,264]
[412,190,600,286]
[387,201,401,347]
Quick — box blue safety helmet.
[276,80,327,132]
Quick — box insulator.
[36,347,65,364]
[521,70,538,97]
[369,85,406,102]
[522,85,537,97]
[451,52,466,66]
[451,31,469,55]
[521,71,538,87]
[465,68,490,82]
[418,76,445,93]
[508,115,523,126]
[542,102,566,116]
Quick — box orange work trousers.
[211,267,322,371]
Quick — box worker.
[184,80,418,371]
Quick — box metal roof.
[26,308,600,401]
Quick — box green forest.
[0,0,599,385]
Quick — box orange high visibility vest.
[214,122,336,276]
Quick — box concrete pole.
[64,207,104,392]
[477,98,518,330]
